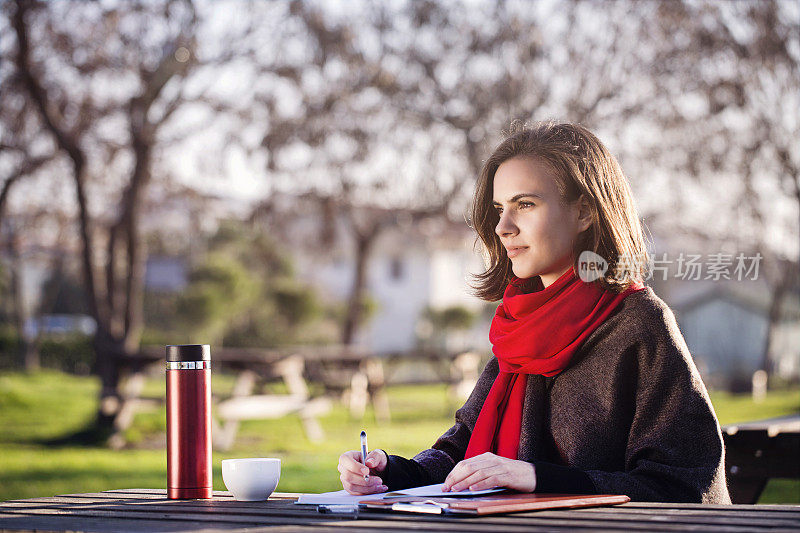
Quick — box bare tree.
[643,0,799,376]
[4,0,319,438]
[6,0,211,439]
[0,30,58,370]
[244,0,675,343]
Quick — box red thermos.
[166,344,212,499]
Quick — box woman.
[337,122,731,503]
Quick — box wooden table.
[1,489,798,532]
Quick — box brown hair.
[469,121,650,301]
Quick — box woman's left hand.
[442,452,536,493]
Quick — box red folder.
[360,492,630,516]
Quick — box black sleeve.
[534,461,597,494]
[379,452,434,491]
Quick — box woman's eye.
[494,202,533,216]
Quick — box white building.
[666,280,800,386]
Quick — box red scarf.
[464,269,645,460]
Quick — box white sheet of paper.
[387,483,503,497]
[295,490,383,505]
[295,483,503,505]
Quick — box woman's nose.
[495,211,518,237]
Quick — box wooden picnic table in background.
[112,345,483,449]
[722,414,800,504]
[1,489,798,532]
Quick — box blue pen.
[360,430,369,481]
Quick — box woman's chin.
[511,264,536,279]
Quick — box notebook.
[295,483,504,505]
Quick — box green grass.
[0,370,797,503]
[0,370,456,500]
[711,389,800,426]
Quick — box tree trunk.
[341,232,376,345]
[121,138,150,352]
[760,261,795,378]
[93,327,125,440]
[8,232,39,371]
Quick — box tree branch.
[0,154,51,224]
[11,0,106,328]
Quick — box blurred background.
[0,0,797,503]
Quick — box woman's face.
[493,157,590,288]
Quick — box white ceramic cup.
[221,458,281,501]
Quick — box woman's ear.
[577,196,593,233]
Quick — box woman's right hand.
[338,449,388,495]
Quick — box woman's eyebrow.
[492,193,542,205]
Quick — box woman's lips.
[506,246,528,258]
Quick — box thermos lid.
[166,344,211,362]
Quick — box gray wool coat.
[382,287,732,503]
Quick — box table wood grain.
[1,489,799,532]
